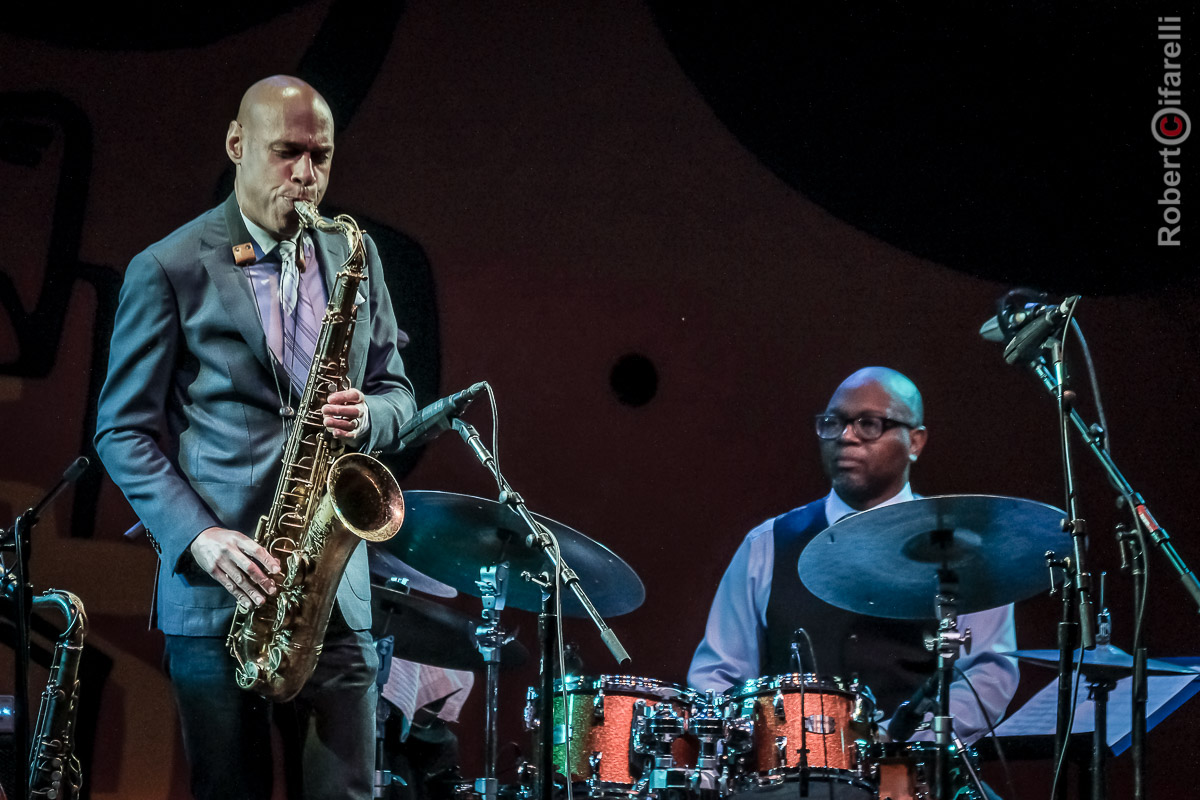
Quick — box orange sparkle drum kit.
[373,476,1077,800]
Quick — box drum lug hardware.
[588,750,602,779]
[773,690,786,721]
[774,736,788,768]
[594,688,605,722]
[524,687,539,731]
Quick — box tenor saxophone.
[29,589,88,800]
[227,201,405,702]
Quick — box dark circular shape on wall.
[610,353,659,407]
[649,3,1195,295]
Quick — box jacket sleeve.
[357,233,419,452]
[688,520,775,692]
[94,250,222,572]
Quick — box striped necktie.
[279,236,322,393]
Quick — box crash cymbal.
[798,494,1071,619]
[1004,646,1198,679]
[368,544,457,598]
[379,490,644,617]
[372,581,528,671]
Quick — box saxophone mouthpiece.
[293,199,321,229]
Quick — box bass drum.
[724,674,877,800]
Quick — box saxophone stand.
[0,455,90,800]
[451,418,632,800]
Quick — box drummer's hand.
[323,388,370,440]
[190,527,281,608]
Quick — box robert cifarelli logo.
[1155,16,1188,246]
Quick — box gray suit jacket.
[95,194,417,636]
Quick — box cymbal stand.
[928,568,971,800]
[527,571,557,800]
[372,633,408,799]
[1045,550,1079,800]
[475,563,510,800]
[1116,523,1148,800]
[1084,585,1116,800]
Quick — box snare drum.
[724,674,877,800]
[536,675,694,797]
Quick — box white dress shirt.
[687,485,1018,742]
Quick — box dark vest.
[763,500,936,716]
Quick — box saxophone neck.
[292,200,367,274]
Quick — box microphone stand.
[451,418,631,800]
[0,455,90,800]
[1025,355,1200,609]
[1021,353,1200,800]
[1045,551,1079,800]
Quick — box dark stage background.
[1,2,1198,798]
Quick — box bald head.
[236,76,333,134]
[226,75,335,238]
[833,367,924,426]
[819,367,927,510]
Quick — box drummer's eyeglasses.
[814,413,919,441]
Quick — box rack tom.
[532,675,695,797]
[724,674,876,800]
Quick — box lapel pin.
[232,242,255,266]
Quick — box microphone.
[978,293,1080,363]
[1002,296,1079,365]
[395,382,488,452]
[790,628,819,674]
[886,674,939,742]
[979,301,1051,343]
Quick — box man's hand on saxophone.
[190,527,282,609]
[323,386,370,440]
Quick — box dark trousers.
[163,607,378,800]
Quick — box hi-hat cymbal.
[798,494,1071,619]
[367,544,457,598]
[379,490,644,617]
[372,582,528,671]
[1004,646,1199,679]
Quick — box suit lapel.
[203,194,292,387]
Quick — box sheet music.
[381,658,475,723]
[993,658,1200,756]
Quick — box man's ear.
[908,426,928,462]
[225,120,243,163]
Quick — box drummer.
[688,367,1018,742]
